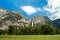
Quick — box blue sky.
[0,0,60,20]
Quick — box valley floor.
[0,35,60,40]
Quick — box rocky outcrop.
[0,9,24,30]
[0,8,53,30]
[31,16,53,26]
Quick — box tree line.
[0,24,60,35]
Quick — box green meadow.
[0,35,60,40]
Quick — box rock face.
[0,9,25,30]
[0,9,53,30]
[31,16,53,26]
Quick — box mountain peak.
[0,8,53,30]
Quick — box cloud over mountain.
[43,0,60,20]
[21,6,37,15]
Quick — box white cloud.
[53,11,60,20]
[21,6,37,15]
[21,6,42,15]
[49,13,60,20]
[43,0,60,20]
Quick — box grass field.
[0,35,60,40]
